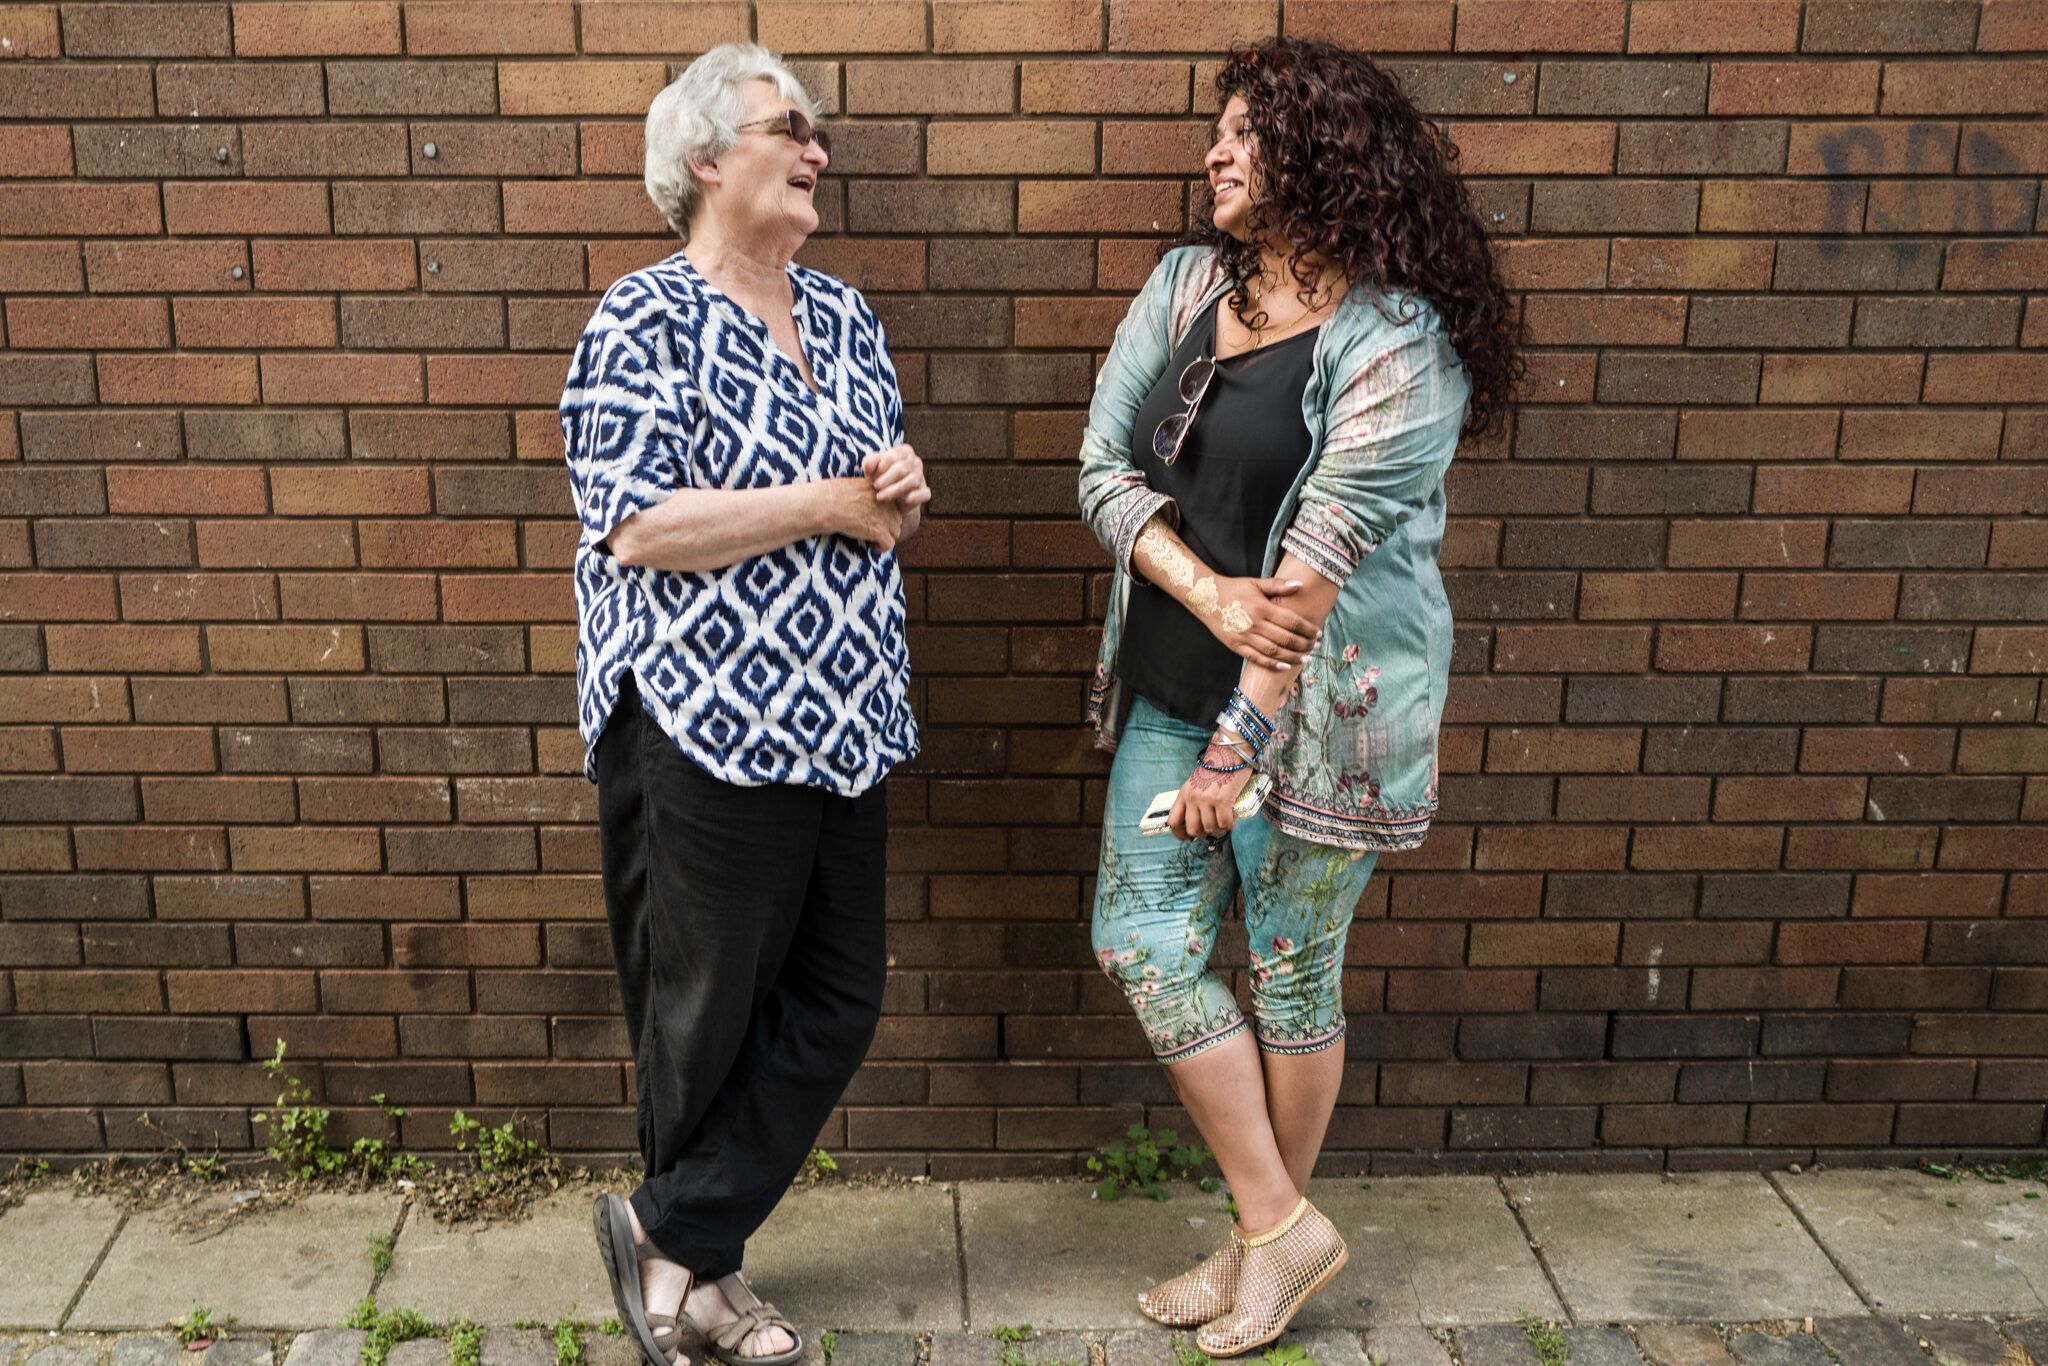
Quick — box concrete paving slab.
[375,1191,610,1326]
[746,1183,961,1331]
[1723,1331,1828,1366]
[1807,1315,1928,1366]
[1918,1316,2021,1366]
[1776,1169,2048,1315]
[1363,1325,1454,1365]
[1635,1323,1735,1366]
[0,1193,122,1329]
[69,1194,399,1331]
[1305,1177,1562,1328]
[1506,1174,1861,1324]
[958,1181,1225,1331]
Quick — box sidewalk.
[6,1168,2048,1364]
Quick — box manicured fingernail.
[1287,580,1302,587]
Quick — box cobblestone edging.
[9,1317,2048,1366]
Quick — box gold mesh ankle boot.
[1136,1232,1244,1327]
[1194,1197,1347,1358]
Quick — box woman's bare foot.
[623,1200,691,1363]
[682,1280,795,1360]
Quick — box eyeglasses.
[737,108,832,157]
[1151,353,1216,467]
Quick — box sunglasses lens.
[1179,357,1213,403]
[1153,414,1187,463]
[814,126,832,155]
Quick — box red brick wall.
[2,0,2046,1173]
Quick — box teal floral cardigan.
[1079,246,1471,852]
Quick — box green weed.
[447,1318,484,1366]
[367,1234,393,1278]
[1086,1124,1213,1202]
[1517,1308,1568,1366]
[176,1304,219,1346]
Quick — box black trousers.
[594,676,888,1278]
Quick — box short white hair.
[644,42,817,243]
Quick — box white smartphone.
[1139,772,1273,836]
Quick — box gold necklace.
[1245,282,1324,350]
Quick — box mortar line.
[58,1206,129,1330]
[1762,1172,1879,1314]
[950,1181,971,1332]
[1494,1174,1577,1327]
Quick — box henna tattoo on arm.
[1219,600,1253,632]
[1135,519,1196,593]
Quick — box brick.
[1886,60,2048,114]
[1667,519,1827,568]
[578,0,746,51]
[1710,60,1880,114]
[1697,179,1864,232]
[1740,572,1898,621]
[232,2,402,56]
[172,297,336,351]
[158,60,322,116]
[1802,722,1957,770]
[208,624,365,673]
[1531,179,1698,232]
[1688,296,1851,349]
[933,0,1099,51]
[1759,353,1923,405]
[327,58,494,115]
[1626,1,1802,51]
[253,238,416,292]
[1598,352,1758,404]
[411,120,576,176]
[1617,120,1787,175]
[929,121,1096,176]
[1538,60,1706,115]
[164,180,329,235]
[1108,0,1272,49]
[1456,0,1623,51]
[262,353,423,406]
[335,182,501,236]
[0,63,154,118]
[1579,573,1734,623]
[401,0,571,52]
[46,622,204,674]
[1868,179,2037,234]
[1271,0,1446,48]
[0,182,159,237]
[1022,59,1186,113]
[71,124,239,179]
[499,60,665,115]
[1786,120,1959,175]
[243,122,409,176]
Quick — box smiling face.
[1206,95,1260,240]
[700,77,829,246]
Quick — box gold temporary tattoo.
[1220,601,1253,633]
[1136,521,1196,592]
[1188,576,1219,617]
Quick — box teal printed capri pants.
[1092,696,1379,1063]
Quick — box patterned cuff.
[1281,507,1377,585]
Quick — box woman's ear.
[688,156,720,189]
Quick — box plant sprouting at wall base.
[1087,1123,1214,1202]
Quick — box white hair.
[644,42,817,243]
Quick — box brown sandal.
[592,1193,691,1366]
[694,1272,803,1366]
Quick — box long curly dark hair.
[1176,38,1522,437]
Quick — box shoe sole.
[1198,1243,1349,1360]
[593,1194,678,1366]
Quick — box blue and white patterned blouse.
[560,252,918,796]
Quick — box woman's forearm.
[1133,513,1221,621]
[1232,552,1341,721]
[607,481,837,573]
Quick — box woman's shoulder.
[789,262,882,326]
[587,253,707,346]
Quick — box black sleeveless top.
[1117,306,1319,727]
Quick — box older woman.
[564,42,927,1366]
[1080,39,1520,1356]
